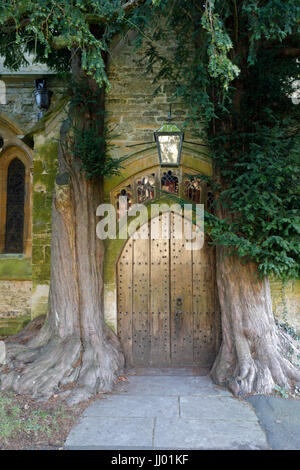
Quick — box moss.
[33,160,44,174]
[32,265,50,284]
[32,192,47,210]
[32,236,51,247]
[32,138,58,286]
[0,315,31,337]
[34,174,57,192]
[0,258,32,281]
[33,205,53,224]
[32,246,45,265]
[31,301,48,318]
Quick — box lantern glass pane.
[158,134,181,165]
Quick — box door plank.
[192,240,217,367]
[117,239,133,366]
[149,214,171,365]
[132,226,150,365]
[170,212,194,365]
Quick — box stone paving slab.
[154,417,268,450]
[114,375,232,397]
[246,396,300,450]
[180,395,258,422]
[83,395,179,418]
[65,371,270,450]
[66,417,154,448]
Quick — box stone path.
[246,396,300,450]
[65,369,269,450]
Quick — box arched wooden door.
[117,213,220,367]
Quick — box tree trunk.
[211,246,300,396]
[0,53,124,404]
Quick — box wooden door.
[117,213,219,367]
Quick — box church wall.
[0,43,299,337]
[0,72,61,332]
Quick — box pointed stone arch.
[0,146,32,256]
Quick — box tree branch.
[84,0,146,24]
[1,0,147,47]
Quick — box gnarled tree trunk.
[211,246,300,396]
[0,53,124,404]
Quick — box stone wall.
[0,280,31,338]
[0,43,299,336]
[270,280,300,334]
[31,111,63,318]
[105,34,300,334]
[0,75,62,134]
[0,64,62,329]
[106,33,199,160]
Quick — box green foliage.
[1,0,299,279]
[201,1,240,89]
[0,391,68,442]
[128,0,300,280]
[0,0,126,86]
[274,385,289,398]
[67,79,125,179]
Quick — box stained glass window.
[183,176,202,203]
[161,170,179,194]
[116,186,133,219]
[136,174,156,203]
[4,158,25,253]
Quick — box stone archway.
[0,146,32,256]
[116,212,220,368]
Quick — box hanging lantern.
[154,122,184,167]
[34,79,52,119]
[154,106,184,167]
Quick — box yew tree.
[132,0,300,395]
[0,0,147,404]
[0,0,299,402]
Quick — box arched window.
[4,158,25,253]
[0,81,6,105]
[0,147,32,256]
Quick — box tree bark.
[0,53,124,404]
[211,246,300,396]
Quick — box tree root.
[211,324,300,397]
[0,321,124,404]
[212,248,300,397]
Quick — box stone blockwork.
[106,33,200,159]
[31,115,63,318]
[2,76,44,133]
[270,280,300,334]
[0,59,63,326]
[0,280,31,337]
[0,77,62,134]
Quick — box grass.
[0,391,86,449]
